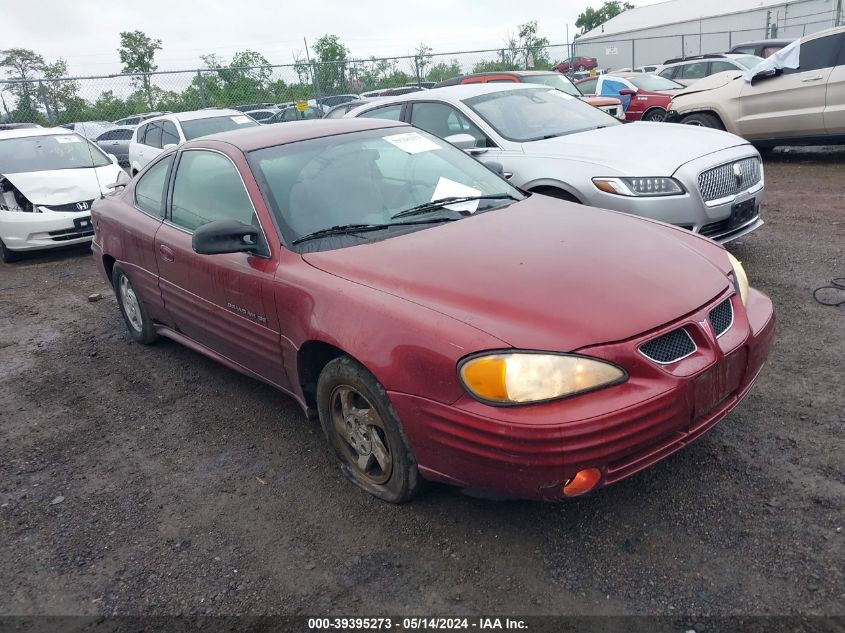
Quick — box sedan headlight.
[593,177,685,197]
[459,352,626,405]
[727,252,749,305]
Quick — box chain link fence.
[0,13,840,127]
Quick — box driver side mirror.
[192,219,266,256]
[444,133,477,150]
[618,88,638,96]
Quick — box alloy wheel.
[119,275,143,333]
[329,385,393,485]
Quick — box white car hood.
[527,122,749,174]
[1,164,124,206]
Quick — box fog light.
[563,468,602,496]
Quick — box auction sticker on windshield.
[383,132,441,154]
[230,115,253,124]
[431,177,481,213]
[55,136,83,143]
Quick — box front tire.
[643,108,667,122]
[576,64,586,72]
[112,263,158,344]
[681,112,725,129]
[0,239,22,263]
[317,356,421,503]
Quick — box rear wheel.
[643,108,667,122]
[112,263,158,344]
[0,239,22,264]
[681,112,725,130]
[317,356,421,503]
[576,64,586,72]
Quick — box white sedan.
[128,109,260,175]
[0,127,125,263]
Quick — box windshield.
[248,127,522,251]
[0,134,111,173]
[180,114,259,140]
[734,55,765,69]
[627,74,684,90]
[520,74,582,96]
[465,87,621,142]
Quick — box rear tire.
[643,108,667,122]
[112,263,158,345]
[681,112,725,130]
[0,239,22,264]
[317,356,422,503]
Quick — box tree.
[575,1,635,36]
[412,43,433,82]
[516,21,552,70]
[426,59,462,83]
[118,30,162,109]
[312,34,349,94]
[38,58,83,123]
[0,48,45,121]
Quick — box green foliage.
[575,1,635,35]
[426,59,462,83]
[0,48,46,122]
[313,34,350,94]
[118,30,162,109]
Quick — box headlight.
[593,177,685,197]
[459,352,626,405]
[727,252,749,305]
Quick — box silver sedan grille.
[697,157,762,203]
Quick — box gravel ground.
[0,148,843,619]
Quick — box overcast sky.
[2,0,659,77]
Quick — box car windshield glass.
[248,127,522,251]
[627,74,684,90]
[465,87,620,142]
[734,55,765,69]
[0,134,111,173]
[180,115,259,140]
[520,74,582,96]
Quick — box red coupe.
[553,56,599,74]
[576,72,685,122]
[91,118,774,503]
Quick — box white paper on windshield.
[431,177,481,213]
[230,115,253,124]
[547,89,575,100]
[55,135,82,143]
[742,39,800,82]
[383,132,441,154]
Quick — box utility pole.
[836,0,842,26]
[303,37,321,103]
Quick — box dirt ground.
[1,148,843,620]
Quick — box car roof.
[187,117,409,151]
[145,109,245,124]
[377,82,542,102]
[732,38,794,47]
[0,126,81,141]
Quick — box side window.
[282,109,297,122]
[794,34,843,72]
[134,154,174,217]
[97,130,116,141]
[710,61,737,74]
[136,123,148,144]
[116,128,134,140]
[161,120,180,146]
[361,104,403,120]
[410,102,492,148]
[578,78,598,94]
[658,67,676,79]
[170,151,255,232]
[144,122,163,149]
[678,62,709,80]
[732,47,755,55]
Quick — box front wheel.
[681,112,724,130]
[112,263,158,344]
[0,239,22,264]
[643,108,667,122]
[576,64,586,72]
[317,356,422,503]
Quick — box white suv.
[128,109,260,175]
[658,54,763,86]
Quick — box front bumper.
[390,288,775,501]
[0,209,94,252]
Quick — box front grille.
[698,158,761,202]
[48,227,94,241]
[708,298,733,338]
[44,199,95,213]
[639,328,696,364]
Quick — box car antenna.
[81,129,106,199]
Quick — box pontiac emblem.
[732,163,744,186]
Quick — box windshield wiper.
[390,194,520,220]
[292,217,459,245]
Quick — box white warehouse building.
[573,0,843,70]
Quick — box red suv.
[554,56,598,73]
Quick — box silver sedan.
[345,84,764,243]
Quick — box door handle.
[802,75,823,82]
[159,244,175,262]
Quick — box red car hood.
[303,196,731,351]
